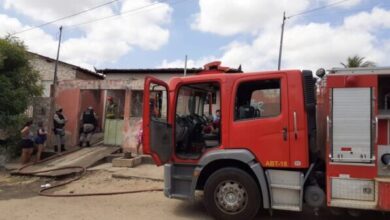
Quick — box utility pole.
[48,26,63,149]
[184,54,188,76]
[277,12,286,71]
[53,26,63,85]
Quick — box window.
[131,91,143,117]
[149,83,168,122]
[235,79,281,120]
[175,82,221,159]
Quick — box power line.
[287,0,352,19]
[67,0,190,28]
[67,0,166,28]
[277,0,353,70]
[11,0,120,36]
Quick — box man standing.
[106,96,117,119]
[79,106,97,147]
[53,108,67,153]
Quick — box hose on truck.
[15,149,163,197]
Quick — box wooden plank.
[15,146,120,177]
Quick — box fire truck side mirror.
[316,68,326,78]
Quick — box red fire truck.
[142,62,390,219]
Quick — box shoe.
[86,142,90,147]
[54,145,58,152]
[61,144,66,152]
[79,142,83,147]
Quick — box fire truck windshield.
[175,82,220,159]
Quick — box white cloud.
[281,23,382,70]
[158,56,218,68]
[192,0,310,36]
[191,0,366,36]
[0,0,172,68]
[344,7,390,31]
[3,0,115,25]
[0,14,58,57]
[162,6,390,72]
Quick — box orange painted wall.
[55,88,80,148]
[80,90,104,131]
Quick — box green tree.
[0,36,42,158]
[340,55,376,68]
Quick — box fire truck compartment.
[331,178,375,201]
[378,75,390,176]
[331,87,373,163]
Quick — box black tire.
[203,167,261,220]
[304,185,325,208]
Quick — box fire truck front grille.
[302,70,316,111]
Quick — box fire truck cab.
[142,62,390,219]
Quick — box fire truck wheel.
[304,185,325,208]
[204,167,260,220]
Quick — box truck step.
[172,175,193,181]
[272,204,301,211]
[270,184,301,190]
[170,193,191,200]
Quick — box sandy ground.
[0,168,389,220]
[0,170,210,220]
[54,170,162,195]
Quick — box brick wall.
[29,55,76,81]
[29,55,77,97]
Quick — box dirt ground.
[0,169,389,220]
[0,169,209,220]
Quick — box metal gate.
[331,88,372,163]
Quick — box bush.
[0,114,28,164]
[0,36,42,161]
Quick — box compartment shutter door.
[332,88,372,162]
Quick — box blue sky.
[0,0,389,71]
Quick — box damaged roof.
[95,68,203,74]
[28,52,105,79]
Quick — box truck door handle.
[375,116,378,144]
[293,112,298,140]
[283,128,288,141]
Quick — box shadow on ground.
[0,170,47,200]
[172,192,390,220]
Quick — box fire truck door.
[143,77,173,166]
[331,88,372,162]
[231,75,290,166]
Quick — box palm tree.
[340,55,376,68]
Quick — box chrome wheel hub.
[214,180,248,214]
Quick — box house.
[96,67,201,116]
[87,68,200,150]
[28,52,104,97]
[31,62,230,151]
[28,52,104,147]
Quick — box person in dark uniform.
[79,106,97,147]
[53,107,67,153]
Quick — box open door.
[143,77,173,166]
